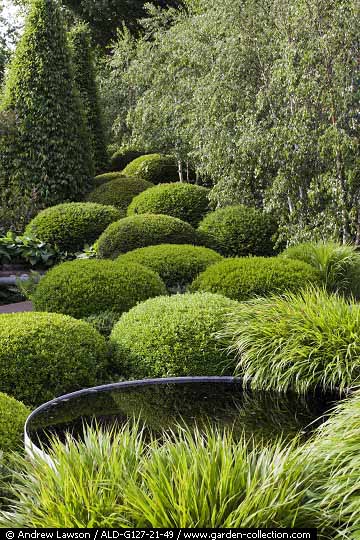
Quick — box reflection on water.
[27,380,339,450]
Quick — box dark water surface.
[26,378,339,450]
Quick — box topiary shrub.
[109,148,144,172]
[122,154,178,184]
[25,202,121,252]
[127,182,210,226]
[68,24,108,173]
[0,393,30,453]
[0,0,94,221]
[110,292,239,378]
[280,241,360,299]
[190,257,320,301]
[97,214,200,259]
[93,171,124,188]
[86,177,153,216]
[222,287,360,393]
[0,312,108,406]
[197,205,278,257]
[117,244,222,292]
[33,259,167,319]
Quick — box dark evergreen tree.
[69,23,108,173]
[0,0,94,230]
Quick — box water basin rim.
[24,376,242,441]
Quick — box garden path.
[0,301,33,313]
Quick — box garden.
[0,0,359,534]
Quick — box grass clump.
[33,259,167,319]
[0,425,326,530]
[0,312,108,406]
[25,202,121,253]
[97,214,200,259]
[311,390,360,537]
[127,183,210,226]
[116,244,222,292]
[197,205,277,257]
[0,393,30,454]
[222,287,360,393]
[280,241,360,298]
[123,153,178,184]
[86,177,153,216]
[110,293,239,378]
[190,257,319,301]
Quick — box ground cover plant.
[25,202,121,253]
[116,244,222,291]
[222,287,360,393]
[190,257,320,301]
[123,154,179,184]
[0,312,108,406]
[110,292,239,378]
[97,214,201,258]
[128,183,210,226]
[86,176,153,215]
[280,241,360,299]
[197,205,278,257]
[33,259,167,319]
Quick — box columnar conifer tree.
[69,24,108,173]
[0,0,94,230]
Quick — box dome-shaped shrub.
[33,259,167,318]
[197,205,277,257]
[109,148,144,172]
[110,293,239,378]
[117,244,222,291]
[97,214,200,259]
[122,154,178,184]
[280,241,360,299]
[0,312,108,406]
[93,171,124,188]
[190,257,320,301]
[86,177,153,216]
[25,203,121,252]
[127,182,209,226]
[0,393,30,453]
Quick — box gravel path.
[0,301,33,313]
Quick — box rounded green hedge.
[122,154,179,184]
[0,392,30,453]
[33,259,167,318]
[109,148,144,172]
[25,203,121,253]
[93,171,124,188]
[110,293,240,378]
[85,177,154,216]
[117,244,222,291]
[190,257,320,301]
[97,214,200,259]
[127,182,210,226]
[0,312,108,406]
[197,205,278,257]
